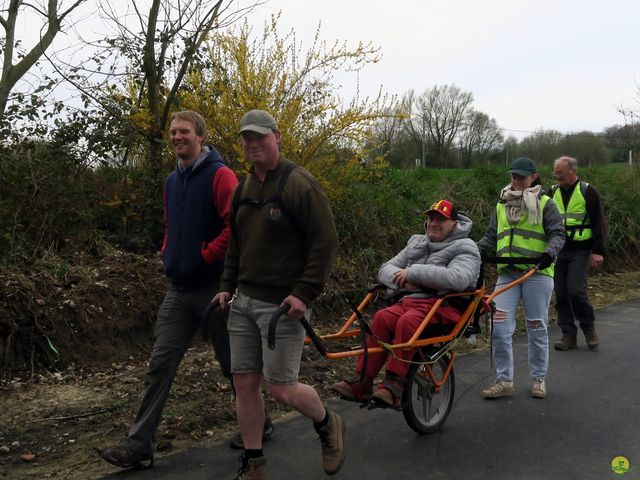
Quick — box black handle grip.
[203,302,216,322]
[268,304,291,350]
[300,318,327,357]
[267,304,326,356]
[366,283,387,293]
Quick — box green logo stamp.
[611,456,631,476]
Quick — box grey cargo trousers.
[125,282,225,455]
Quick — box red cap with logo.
[424,199,458,220]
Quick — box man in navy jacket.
[101,111,265,469]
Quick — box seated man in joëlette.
[331,199,481,407]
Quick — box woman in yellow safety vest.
[477,157,565,400]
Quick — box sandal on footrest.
[370,372,404,409]
[331,376,374,402]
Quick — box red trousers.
[356,297,461,378]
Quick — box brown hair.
[171,111,207,140]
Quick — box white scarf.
[499,184,543,225]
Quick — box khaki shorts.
[228,291,308,384]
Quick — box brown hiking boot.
[584,328,599,350]
[331,376,374,402]
[554,335,577,351]
[235,455,268,480]
[315,411,346,475]
[100,446,154,470]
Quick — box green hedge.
[2,145,638,274]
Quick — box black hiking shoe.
[100,446,154,469]
[554,335,577,351]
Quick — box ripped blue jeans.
[491,270,554,382]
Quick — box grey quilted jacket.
[378,214,481,297]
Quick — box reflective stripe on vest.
[496,195,554,277]
[552,181,593,241]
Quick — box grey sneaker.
[235,455,268,480]
[554,335,577,351]
[584,328,599,350]
[315,411,346,475]
[482,380,514,399]
[100,446,154,469]
[531,378,547,398]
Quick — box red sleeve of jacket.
[201,166,239,264]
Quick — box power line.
[498,125,639,140]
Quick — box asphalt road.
[101,298,640,480]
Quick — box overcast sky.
[246,0,640,139]
[13,0,640,139]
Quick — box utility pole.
[421,114,426,168]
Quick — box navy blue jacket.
[162,147,237,290]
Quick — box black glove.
[537,253,553,270]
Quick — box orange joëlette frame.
[304,267,538,362]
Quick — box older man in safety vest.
[551,156,606,351]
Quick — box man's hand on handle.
[282,295,306,320]
[212,291,232,313]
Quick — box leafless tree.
[518,129,564,166]
[617,81,640,125]
[458,110,503,167]
[415,84,473,168]
[369,97,408,160]
[397,90,431,167]
[0,0,85,121]
[51,0,258,173]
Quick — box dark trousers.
[125,282,229,455]
[554,249,596,338]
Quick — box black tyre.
[402,354,455,434]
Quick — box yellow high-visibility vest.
[496,195,554,277]
[552,181,593,242]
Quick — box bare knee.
[267,382,295,404]
[233,373,262,396]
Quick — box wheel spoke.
[422,392,432,422]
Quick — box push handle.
[267,304,326,356]
[267,304,291,350]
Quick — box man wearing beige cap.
[213,110,343,479]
